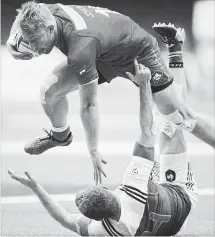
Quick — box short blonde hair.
[16,1,52,34]
[75,186,120,220]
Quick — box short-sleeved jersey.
[87,157,192,236]
[46,4,157,85]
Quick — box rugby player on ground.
[8,46,199,235]
[6,1,215,184]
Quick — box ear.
[47,25,54,34]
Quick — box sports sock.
[168,42,183,68]
[52,125,71,142]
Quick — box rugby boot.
[152,22,186,46]
[24,129,72,155]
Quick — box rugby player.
[6,1,215,184]
[8,55,199,236]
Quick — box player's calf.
[26,80,72,154]
[152,23,196,136]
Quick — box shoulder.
[75,215,92,236]
[88,219,108,236]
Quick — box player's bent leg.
[24,61,79,155]
[41,61,78,132]
[160,157,198,210]
[133,142,160,183]
[160,152,199,209]
[122,151,154,197]
[147,39,215,147]
[153,80,215,148]
[153,23,215,148]
[159,128,199,207]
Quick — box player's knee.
[40,84,56,104]
[40,74,59,104]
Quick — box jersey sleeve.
[67,36,99,85]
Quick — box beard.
[44,37,55,54]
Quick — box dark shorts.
[96,40,174,93]
[137,42,174,93]
[98,69,110,85]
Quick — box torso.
[88,180,191,236]
[46,4,158,84]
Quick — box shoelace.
[39,128,53,141]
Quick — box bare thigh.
[45,61,110,100]
[49,60,79,98]
[152,82,187,115]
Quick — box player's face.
[22,25,55,55]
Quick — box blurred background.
[1,0,214,236]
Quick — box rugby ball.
[15,33,39,57]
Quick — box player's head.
[75,186,121,221]
[16,1,56,54]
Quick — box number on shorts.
[142,212,171,235]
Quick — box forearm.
[8,16,21,39]
[31,184,76,231]
[80,103,99,152]
[7,17,21,48]
[138,84,155,147]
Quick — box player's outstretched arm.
[126,59,155,161]
[79,79,107,185]
[8,169,89,235]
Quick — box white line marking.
[1,142,214,156]
[1,194,76,204]
[1,188,214,204]
[198,188,215,196]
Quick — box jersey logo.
[152,72,162,81]
[76,6,95,17]
[131,164,141,175]
[165,169,176,182]
[79,69,86,75]
[131,167,139,175]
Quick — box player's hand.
[90,150,107,185]
[8,169,38,189]
[6,38,33,60]
[126,58,151,86]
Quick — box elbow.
[57,216,74,231]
